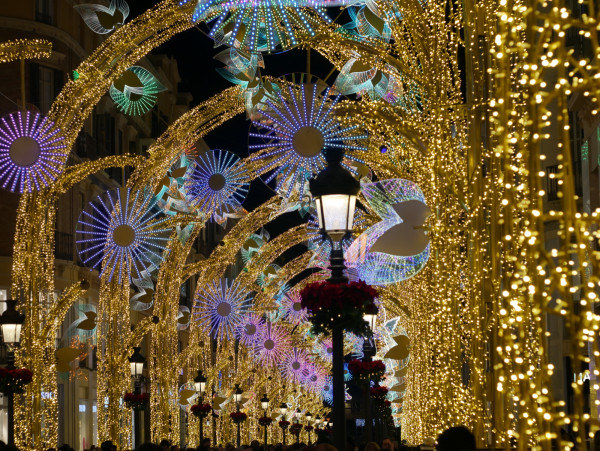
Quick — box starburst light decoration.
[179,0,342,53]
[75,188,171,283]
[316,338,333,362]
[185,149,249,224]
[281,291,308,325]
[279,347,309,383]
[249,82,368,198]
[252,321,291,366]
[300,362,327,393]
[109,66,166,116]
[194,279,252,340]
[0,111,67,193]
[74,0,129,34]
[235,313,265,347]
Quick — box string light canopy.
[185,149,249,224]
[75,188,171,283]
[249,82,368,198]
[0,111,67,193]
[193,279,252,340]
[179,0,344,53]
[109,66,166,116]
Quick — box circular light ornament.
[109,66,166,116]
[279,347,309,383]
[0,111,67,193]
[185,149,249,224]
[75,188,171,283]
[253,321,291,366]
[179,0,338,53]
[249,82,368,198]
[282,290,308,326]
[235,313,265,347]
[194,279,252,340]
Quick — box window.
[546,165,559,201]
[35,0,55,25]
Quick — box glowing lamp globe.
[309,149,360,242]
[194,370,207,394]
[279,402,288,415]
[305,412,312,422]
[128,347,145,378]
[260,394,269,411]
[363,312,376,329]
[233,384,243,403]
[0,300,24,345]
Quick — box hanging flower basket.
[123,392,149,410]
[300,280,378,336]
[304,425,313,432]
[190,403,212,419]
[348,359,386,382]
[279,420,290,429]
[370,385,389,399]
[258,416,273,426]
[290,423,303,435]
[0,367,32,396]
[230,411,247,424]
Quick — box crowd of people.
[0,425,477,451]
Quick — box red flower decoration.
[191,403,212,418]
[370,385,389,398]
[123,392,150,410]
[258,416,273,426]
[348,359,385,380]
[384,400,391,407]
[304,425,314,432]
[290,423,303,435]
[230,411,247,423]
[279,420,290,429]
[0,367,33,396]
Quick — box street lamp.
[309,148,359,451]
[305,412,313,444]
[128,347,145,449]
[315,415,321,430]
[280,402,288,445]
[194,370,207,445]
[234,384,243,447]
[260,394,269,446]
[0,300,24,446]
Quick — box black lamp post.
[234,384,243,447]
[194,370,207,445]
[362,312,377,442]
[128,347,145,449]
[260,393,269,446]
[309,148,360,451]
[305,412,312,444]
[279,402,288,445]
[0,300,24,446]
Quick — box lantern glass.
[1,323,20,345]
[363,313,376,329]
[130,361,144,377]
[315,194,356,239]
[305,412,312,421]
[261,395,269,410]
[280,403,288,415]
[195,381,206,393]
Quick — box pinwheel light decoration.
[241,229,269,264]
[194,279,252,340]
[235,313,265,347]
[252,321,291,366]
[180,0,339,53]
[281,291,308,326]
[75,188,171,283]
[345,178,431,286]
[0,111,67,193]
[74,0,129,34]
[279,347,309,383]
[250,83,368,198]
[154,154,196,217]
[109,66,166,116]
[185,149,250,225]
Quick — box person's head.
[201,439,211,449]
[382,439,393,451]
[159,441,170,451]
[365,443,380,451]
[101,441,114,451]
[135,444,164,451]
[436,427,475,451]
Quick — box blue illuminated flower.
[279,347,309,383]
[235,313,265,347]
[252,321,291,366]
[0,111,67,193]
[179,0,339,53]
[194,279,252,340]
[75,188,171,283]
[249,83,368,198]
[185,149,249,224]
